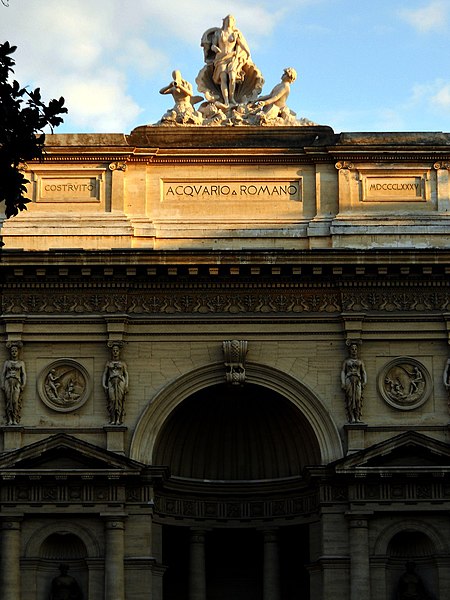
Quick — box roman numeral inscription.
[363,176,425,202]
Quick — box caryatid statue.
[196,14,264,108]
[1,341,26,425]
[341,340,367,423]
[102,341,129,425]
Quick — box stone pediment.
[0,433,145,477]
[335,431,450,476]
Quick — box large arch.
[130,361,343,466]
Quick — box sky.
[2,0,450,134]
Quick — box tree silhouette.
[0,41,67,219]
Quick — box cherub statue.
[159,70,203,125]
[248,67,298,125]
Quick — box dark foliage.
[0,41,67,218]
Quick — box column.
[348,515,371,600]
[104,517,125,600]
[262,528,281,600]
[189,529,206,600]
[1,518,22,600]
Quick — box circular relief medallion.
[38,360,91,412]
[378,357,432,411]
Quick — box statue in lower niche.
[1,341,26,425]
[49,563,83,600]
[341,341,367,423]
[102,342,128,425]
[396,561,432,600]
[159,70,203,125]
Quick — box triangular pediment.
[335,431,450,475]
[0,433,144,475]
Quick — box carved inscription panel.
[162,180,302,202]
[30,170,104,203]
[362,176,425,202]
[158,178,303,222]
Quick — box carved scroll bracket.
[109,161,127,171]
[335,161,355,171]
[433,162,450,170]
[222,340,248,386]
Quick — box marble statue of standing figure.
[49,563,83,600]
[396,561,431,600]
[1,341,26,425]
[102,342,128,425]
[197,14,264,107]
[341,341,367,423]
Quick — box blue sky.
[2,0,450,133]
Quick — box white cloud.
[399,0,449,33]
[0,0,284,131]
[431,82,450,110]
[60,70,143,131]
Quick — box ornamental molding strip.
[2,286,450,315]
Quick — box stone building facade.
[1,126,450,599]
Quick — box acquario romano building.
[1,15,450,600]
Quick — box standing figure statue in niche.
[341,341,367,423]
[1,341,26,425]
[49,563,83,600]
[396,561,432,600]
[196,14,264,107]
[102,342,128,426]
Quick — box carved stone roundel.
[37,360,91,412]
[378,357,432,411]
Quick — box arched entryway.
[153,383,321,480]
[144,374,329,600]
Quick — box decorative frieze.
[2,285,450,315]
[154,491,319,521]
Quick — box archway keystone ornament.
[37,360,91,412]
[378,358,432,411]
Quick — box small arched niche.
[387,530,438,600]
[153,382,321,481]
[38,533,88,600]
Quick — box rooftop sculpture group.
[158,15,313,127]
